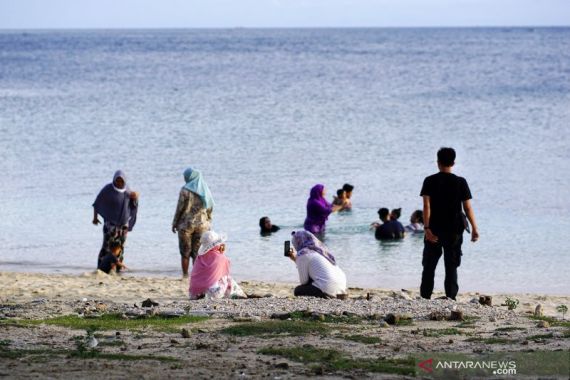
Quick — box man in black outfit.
[420,147,479,300]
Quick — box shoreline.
[1,271,568,310]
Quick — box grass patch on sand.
[68,350,178,362]
[0,346,177,363]
[342,335,381,344]
[526,333,554,342]
[19,314,208,331]
[422,328,463,337]
[528,316,570,328]
[221,320,330,337]
[453,316,481,329]
[395,318,414,326]
[258,345,415,376]
[495,327,527,332]
[97,340,126,347]
[287,311,363,324]
[465,337,516,345]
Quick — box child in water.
[405,210,424,233]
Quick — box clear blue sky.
[1,0,569,28]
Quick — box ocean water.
[1,28,569,294]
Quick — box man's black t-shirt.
[420,172,472,240]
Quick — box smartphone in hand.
[284,240,291,257]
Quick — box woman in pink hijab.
[189,231,247,300]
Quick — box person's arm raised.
[463,199,479,242]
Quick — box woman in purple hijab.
[92,170,139,269]
[303,184,341,236]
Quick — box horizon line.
[1,25,569,31]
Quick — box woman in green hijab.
[172,168,215,277]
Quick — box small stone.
[384,314,399,325]
[379,321,390,328]
[479,295,492,306]
[521,340,529,345]
[86,336,98,348]
[313,366,324,375]
[448,339,454,344]
[489,316,497,322]
[170,339,179,344]
[95,303,108,312]
[449,310,464,321]
[311,313,325,322]
[141,298,159,308]
[181,328,191,338]
[534,305,543,317]
[270,313,291,320]
[470,298,479,304]
[159,310,185,318]
[537,320,550,328]
[429,311,446,321]
[275,362,289,369]
[115,331,121,336]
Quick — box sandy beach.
[1,271,569,379]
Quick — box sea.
[1,28,569,294]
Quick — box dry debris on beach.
[0,272,569,379]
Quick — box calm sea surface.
[1,28,569,294]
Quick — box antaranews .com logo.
[418,358,517,376]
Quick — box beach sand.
[1,271,569,379]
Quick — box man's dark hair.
[259,216,269,229]
[377,208,389,221]
[437,147,456,167]
[342,183,354,192]
[336,189,345,197]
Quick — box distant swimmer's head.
[378,208,390,222]
[410,210,424,224]
[259,216,273,232]
[437,147,456,168]
[342,183,354,198]
[336,189,346,199]
[390,208,402,221]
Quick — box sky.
[0,0,569,29]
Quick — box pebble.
[449,310,464,321]
[379,321,390,328]
[534,305,543,317]
[181,328,191,338]
[537,320,550,328]
[384,313,399,325]
[87,336,98,348]
[141,298,159,308]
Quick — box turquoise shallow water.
[0,28,569,294]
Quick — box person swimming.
[259,216,280,235]
[405,209,424,233]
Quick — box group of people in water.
[92,147,479,301]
